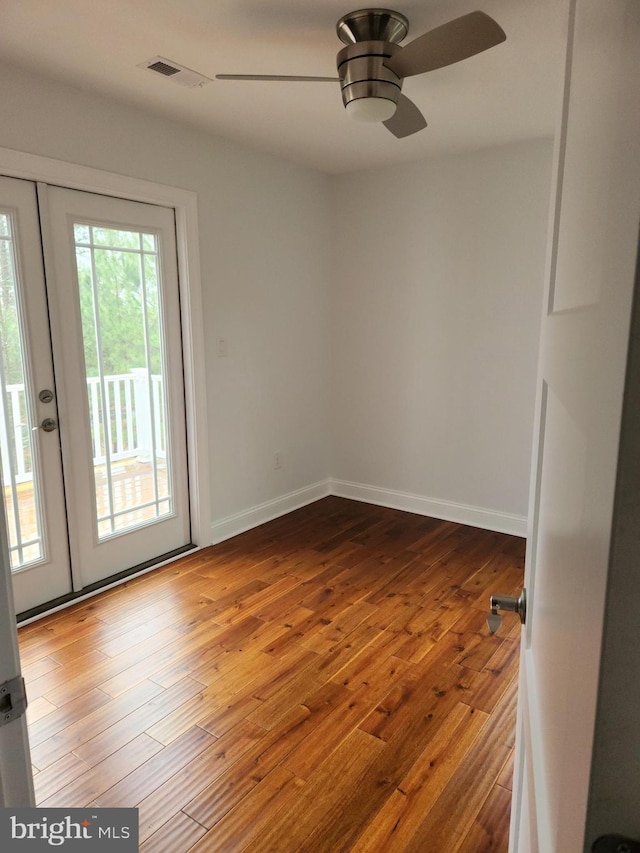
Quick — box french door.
[0,176,191,615]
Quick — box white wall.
[330,139,553,533]
[1,61,553,542]
[0,62,332,536]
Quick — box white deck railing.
[1,370,166,484]
[2,382,31,484]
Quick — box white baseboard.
[210,477,527,544]
[210,480,332,544]
[329,479,527,538]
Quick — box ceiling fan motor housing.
[337,40,403,116]
[336,9,408,120]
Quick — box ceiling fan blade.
[384,11,506,79]
[383,94,427,138]
[216,74,339,82]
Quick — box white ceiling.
[1,0,567,174]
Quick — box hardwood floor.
[18,496,524,852]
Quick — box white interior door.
[0,176,72,613]
[44,185,191,588]
[510,1,640,850]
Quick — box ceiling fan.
[216,8,506,138]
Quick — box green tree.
[76,245,162,377]
[0,225,164,389]
[0,234,25,385]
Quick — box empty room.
[0,1,638,851]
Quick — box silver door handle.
[486,588,526,634]
[32,418,58,433]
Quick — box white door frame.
[0,147,211,576]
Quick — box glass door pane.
[0,211,44,568]
[45,186,190,589]
[72,223,173,539]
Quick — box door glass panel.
[0,211,45,569]
[73,222,172,539]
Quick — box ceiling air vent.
[139,56,213,88]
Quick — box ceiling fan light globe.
[346,97,397,123]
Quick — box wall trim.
[211,478,527,545]
[330,479,528,537]
[210,480,332,544]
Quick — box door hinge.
[593,835,640,853]
[0,676,28,727]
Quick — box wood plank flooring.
[18,496,524,852]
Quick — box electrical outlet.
[217,338,228,357]
[273,452,282,470]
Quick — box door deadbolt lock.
[486,589,526,634]
[38,389,54,403]
[32,418,58,433]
